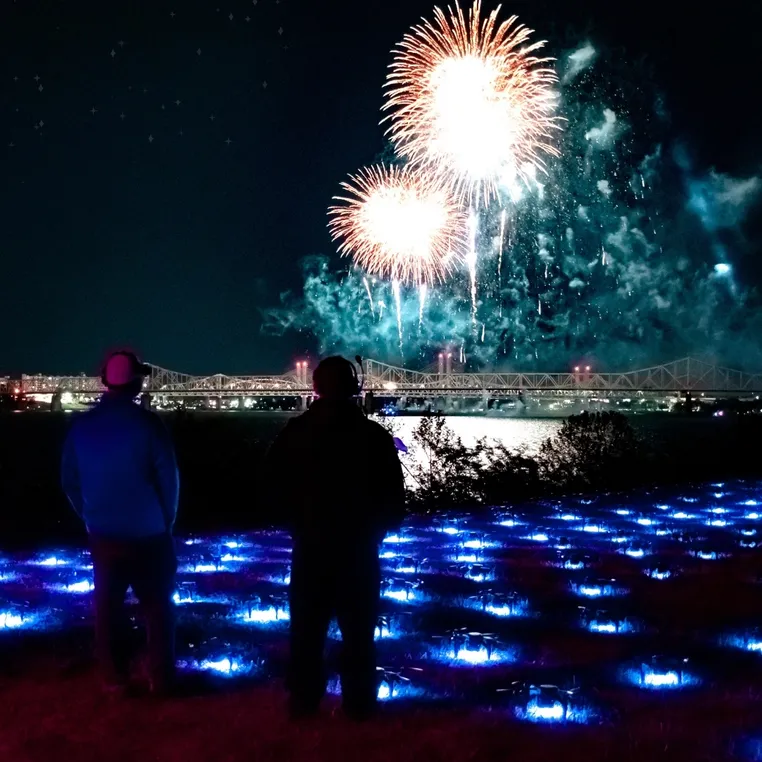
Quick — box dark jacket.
[61,393,179,538]
[265,399,406,548]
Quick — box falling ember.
[383,0,561,204]
[467,208,478,322]
[418,283,428,327]
[392,280,403,348]
[363,277,375,317]
[498,207,506,286]
[328,164,468,286]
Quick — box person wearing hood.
[265,355,405,721]
[61,350,179,696]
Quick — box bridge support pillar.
[239,396,247,411]
[398,395,407,411]
[363,391,374,414]
[299,395,312,411]
[481,392,490,411]
[140,393,152,410]
[51,392,62,412]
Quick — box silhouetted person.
[266,356,405,720]
[61,351,179,696]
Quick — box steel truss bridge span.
[14,358,762,398]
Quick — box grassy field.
[3,484,762,761]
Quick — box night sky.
[3,0,761,376]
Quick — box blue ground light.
[3,479,762,720]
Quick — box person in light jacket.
[62,350,179,695]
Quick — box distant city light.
[714,263,731,274]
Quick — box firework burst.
[383,0,561,204]
[327,164,468,286]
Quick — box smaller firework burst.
[328,165,468,286]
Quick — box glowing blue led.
[383,534,414,544]
[622,660,699,690]
[706,518,729,527]
[32,556,71,567]
[0,612,26,629]
[462,538,495,550]
[240,606,290,624]
[671,511,695,520]
[527,533,549,543]
[498,518,522,528]
[745,513,761,521]
[514,699,593,724]
[440,526,460,535]
[452,553,480,563]
[560,514,581,521]
[636,517,654,526]
[742,500,760,507]
[187,656,256,676]
[383,589,419,602]
[646,568,672,580]
[710,506,728,514]
[741,528,757,537]
[721,632,762,653]
[579,524,608,534]
[219,554,248,563]
[623,546,647,558]
[379,551,398,559]
[52,579,94,594]
[615,509,631,516]
[184,561,230,573]
[447,645,498,664]
[588,618,633,634]
[377,683,398,700]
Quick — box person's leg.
[130,534,177,692]
[287,552,333,717]
[91,537,132,688]
[336,550,381,720]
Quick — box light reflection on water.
[382,417,561,456]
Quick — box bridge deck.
[8,357,762,396]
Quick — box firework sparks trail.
[328,165,468,287]
[467,207,478,323]
[363,276,375,317]
[418,283,428,328]
[498,207,506,287]
[383,0,561,205]
[392,280,403,348]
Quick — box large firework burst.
[327,165,468,286]
[383,0,561,205]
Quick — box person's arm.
[150,416,180,532]
[60,430,84,519]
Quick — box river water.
[382,415,561,455]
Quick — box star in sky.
[90,107,97,116]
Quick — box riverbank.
[0,411,759,547]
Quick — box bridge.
[10,357,762,399]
